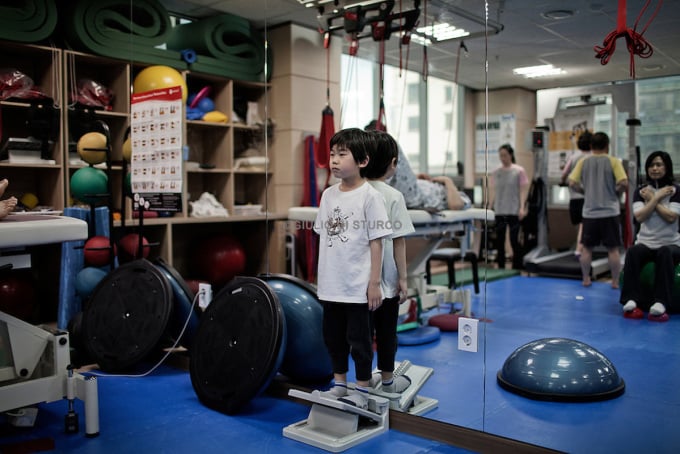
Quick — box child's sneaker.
[338,390,368,409]
[369,372,382,389]
[320,384,347,400]
[622,300,644,319]
[622,300,637,312]
[382,375,411,394]
[650,302,666,316]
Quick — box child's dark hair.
[590,132,609,150]
[364,130,398,179]
[499,143,516,163]
[577,131,592,151]
[329,128,372,177]
[645,150,674,187]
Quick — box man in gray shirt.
[568,132,628,287]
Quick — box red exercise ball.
[194,235,246,287]
[0,271,35,320]
[118,233,150,263]
[83,236,116,267]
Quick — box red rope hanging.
[593,0,662,78]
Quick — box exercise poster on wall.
[130,86,183,212]
[475,114,515,173]
[547,105,595,179]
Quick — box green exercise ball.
[620,261,680,307]
[124,172,132,197]
[674,263,680,302]
[71,167,108,205]
[640,262,656,289]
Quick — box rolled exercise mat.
[166,13,271,82]
[61,0,185,70]
[0,0,57,43]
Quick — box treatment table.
[287,207,495,314]
[0,213,99,437]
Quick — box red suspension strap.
[593,0,662,78]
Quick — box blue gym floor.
[2,275,679,453]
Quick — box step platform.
[367,360,438,415]
[284,389,389,452]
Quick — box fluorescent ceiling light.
[410,34,431,46]
[541,9,575,20]
[513,64,566,78]
[416,23,469,41]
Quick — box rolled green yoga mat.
[166,13,270,82]
[62,0,185,70]
[0,0,57,43]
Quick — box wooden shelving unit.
[1,39,281,280]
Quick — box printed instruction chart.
[130,86,183,211]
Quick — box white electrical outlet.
[458,317,479,352]
[198,283,213,310]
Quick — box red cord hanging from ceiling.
[593,0,662,78]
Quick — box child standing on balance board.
[314,128,392,409]
[365,130,415,394]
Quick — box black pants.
[620,244,680,310]
[321,301,373,381]
[370,296,400,373]
[494,215,523,269]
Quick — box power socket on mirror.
[458,317,478,352]
[198,283,212,310]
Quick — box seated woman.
[0,179,18,220]
[620,151,680,319]
[364,120,470,212]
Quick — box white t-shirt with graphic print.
[314,181,392,303]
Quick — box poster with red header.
[130,86,183,212]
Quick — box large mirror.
[250,1,680,453]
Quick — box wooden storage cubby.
[1,166,62,211]
[63,50,131,217]
[0,41,64,211]
[234,172,270,206]
[170,220,275,281]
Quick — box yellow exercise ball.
[20,192,39,210]
[77,132,108,165]
[133,65,187,103]
[122,137,132,162]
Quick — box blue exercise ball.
[497,337,625,402]
[261,274,332,383]
[75,267,108,299]
[197,97,215,113]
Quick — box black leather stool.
[425,248,480,294]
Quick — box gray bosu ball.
[497,337,625,402]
